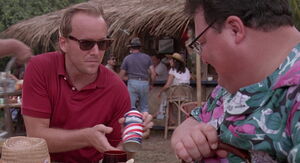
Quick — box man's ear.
[59,37,67,53]
[224,16,246,43]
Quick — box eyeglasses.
[68,35,113,51]
[188,21,216,55]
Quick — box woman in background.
[158,52,191,125]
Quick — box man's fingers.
[118,117,125,124]
[190,129,211,158]
[215,149,228,158]
[95,135,116,152]
[142,112,153,130]
[143,121,153,131]
[201,123,218,150]
[141,112,153,138]
[103,127,113,134]
[105,144,119,152]
[182,134,203,160]
[91,125,117,152]
[143,128,150,137]
[96,124,113,134]
[142,112,153,123]
[175,141,193,162]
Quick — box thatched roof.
[0,0,191,58]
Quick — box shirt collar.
[273,43,300,89]
[57,52,66,76]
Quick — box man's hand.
[0,39,33,64]
[85,124,119,152]
[14,40,33,64]
[141,112,153,138]
[171,117,227,162]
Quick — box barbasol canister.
[122,108,144,152]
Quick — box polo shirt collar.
[94,65,107,89]
[57,52,66,76]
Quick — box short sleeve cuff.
[190,106,202,122]
[22,107,51,119]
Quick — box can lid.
[123,141,142,152]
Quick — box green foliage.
[0,0,86,70]
[0,0,86,32]
[290,0,300,30]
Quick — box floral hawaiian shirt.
[191,43,300,163]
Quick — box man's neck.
[131,49,140,53]
[248,26,300,80]
[223,26,300,94]
[65,65,98,91]
[69,72,98,91]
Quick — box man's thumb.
[102,126,113,134]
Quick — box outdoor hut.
[0,0,191,59]
[0,0,210,104]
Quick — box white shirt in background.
[169,68,190,85]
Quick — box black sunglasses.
[68,35,113,51]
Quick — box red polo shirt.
[22,52,131,162]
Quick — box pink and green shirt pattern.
[191,43,300,163]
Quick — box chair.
[179,101,198,119]
[164,84,193,139]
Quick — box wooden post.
[4,106,13,137]
[3,94,13,137]
[196,54,202,106]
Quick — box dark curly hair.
[171,59,186,74]
[185,0,293,32]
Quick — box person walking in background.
[0,39,33,64]
[157,52,191,124]
[151,54,168,82]
[21,2,153,162]
[151,54,169,119]
[119,37,156,113]
[171,0,300,162]
[105,54,117,72]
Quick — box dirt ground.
[134,120,180,163]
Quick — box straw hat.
[166,53,184,63]
[0,136,50,163]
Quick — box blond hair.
[59,1,104,37]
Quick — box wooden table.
[0,103,21,109]
[0,90,22,137]
[0,90,22,98]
